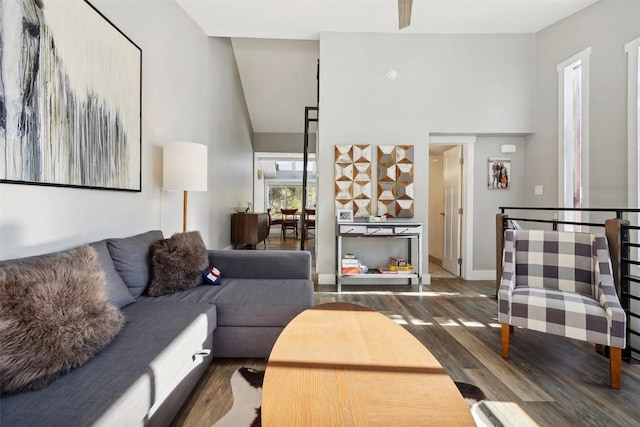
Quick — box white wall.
[473,136,526,270]
[0,0,253,259]
[526,0,640,208]
[317,32,534,282]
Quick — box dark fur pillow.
[147,231,208,296]
[0,245,125,394]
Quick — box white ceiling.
[176,0,598,39]
[176,0,598,135]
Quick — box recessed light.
[386,69,398,80]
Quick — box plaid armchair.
[498,229,627,388]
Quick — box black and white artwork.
[0,0,141,191]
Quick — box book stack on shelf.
[341,254,361,275]
[378,257,414,275]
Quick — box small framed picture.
[337,208,354,223]
[488,158,511,190]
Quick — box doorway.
[429,144,460,278]
[428,134,477,280]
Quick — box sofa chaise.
[0,230,314,426]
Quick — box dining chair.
[498,229,627,388]
[304,208,316,239]
[267,208,283,234]
[280,208,299,239]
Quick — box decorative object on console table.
[389,256,407,267]
[341,257,360,275]
[336,209,354,223]
[377,145,414,218]
[163,142,208,232]
[335,145,372,217]
[388,264,414,274]
[231,213,269,249]
[0,0,142,191]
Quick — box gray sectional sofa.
[0,230,314,426]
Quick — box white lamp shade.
[163,142,208,191]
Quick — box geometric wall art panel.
[377,145,414,218]
[335,181,353,200]
[353,199,371,217]
[335,163,354,182]
[335,199,354,211]
[353,181,372,200]
[335,144,371,217]
[377,200,396,218]
[377,182,396,200]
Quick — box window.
[557,48,591,231]
[268,184,316,213]
[625,38,640,212]
[625,38,640,283]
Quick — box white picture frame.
[337,208,354,223]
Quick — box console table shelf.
[335,221,423,293]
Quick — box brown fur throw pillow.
[0,245,125,394]
[146,231,208,296]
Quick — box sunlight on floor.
[459,319,485,328]
[434,317,504,330]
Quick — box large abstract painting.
[335,145,372,217]
[0,0,142,191]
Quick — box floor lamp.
[163,142,208,232]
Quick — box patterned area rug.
[213,367,518,427]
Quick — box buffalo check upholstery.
[498,229,627,388]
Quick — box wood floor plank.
[434,316,554,402]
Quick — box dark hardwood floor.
[173,235,640,426]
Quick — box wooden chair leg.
[595,343,604,354]
[610,347,622,389]
[501,323,510,358]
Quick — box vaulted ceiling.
[175,0,598,135]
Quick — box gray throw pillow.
[106,230,164,298]
[89,240,136,308]
[147,231,208,296]
[0,245,125,394]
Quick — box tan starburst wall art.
[334,145,372,217]
[377,145,414,218]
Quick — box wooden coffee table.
[262,302,476,426]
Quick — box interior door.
[442,146,462,276]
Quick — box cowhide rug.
[213,367,511,427]
[213,368,264,427]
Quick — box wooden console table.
[231,213,269,249]
[262,302,475,426]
